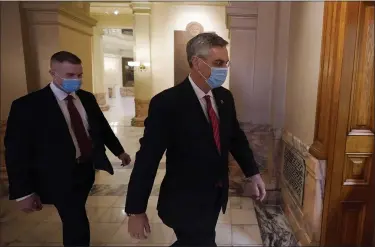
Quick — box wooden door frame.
[309,1,374,245]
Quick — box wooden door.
[174,31,194,85]
[310,2,374,246]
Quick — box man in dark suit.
[125,33,266,246]
[4,51,131,246]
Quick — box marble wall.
[131,99,150,127]
[94,92,109,112]
[228,123,284,200]
[281,130,326,245]
[120,87,134,97]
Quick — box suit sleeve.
[90,94,124,156]
[4,100,35,200]
[228,93,260,178]
[125,94,169,214]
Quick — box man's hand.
[243,174,266,201]
[118,152,131,167]
[18,194,43,213]
[128,213,151,239]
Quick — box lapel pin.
[221,100,224,104]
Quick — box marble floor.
[0,96,297,246]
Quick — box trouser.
[170,187,223,247]
[54,161,95,247]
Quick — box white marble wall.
[281,130,326,245]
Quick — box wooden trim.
[309,2,345,160]
[318,1,375,245]
[319,2,355,243]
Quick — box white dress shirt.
[17,82,90,201]
[188,75,219,120]
[50,82,90,159]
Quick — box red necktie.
[204,95,221,153]
[65,95,92,159]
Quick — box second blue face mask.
[61,79,82,93]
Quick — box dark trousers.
[170,188,222,246]
[54,162,95,247]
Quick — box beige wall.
[285,2,324,145]
[59,26,94,92]
[0,2,28,120]
[150,3,229,95]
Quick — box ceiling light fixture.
[113,10,119,15]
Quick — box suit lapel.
[181,79,211,127]
[76,90,90,121]
[42,86,75,150]
[181,79,227,155]
[76,90,95,136]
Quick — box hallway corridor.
[0,120,297,246]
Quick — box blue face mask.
[54,72,82,93]
[199,60,228,89]
[61,79,82,93]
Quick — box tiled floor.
[0,96,296,247]
[0,170,263,246]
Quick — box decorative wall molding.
[226,2,258,17]
[21,2,97,36]
[131,2,151,15]
[186,22,204,36]
[227,16,257,30]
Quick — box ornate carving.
[343,154,372,185]
[186,22,204,36]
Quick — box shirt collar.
[50,82,77,101]
[188,74,213,100]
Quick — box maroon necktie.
[204,95,221,153]
[65,95,92,159]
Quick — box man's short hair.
[186,33,228,67]
[50,51,81,65]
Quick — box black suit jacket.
[125,78,259,226]
[4,85,124,203]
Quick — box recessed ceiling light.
[114,10,119,15]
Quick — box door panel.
[318,2,374,246]
[174,31,194,85]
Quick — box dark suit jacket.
[4,85,124,203]
[125,78,259,226]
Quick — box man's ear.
[191,56,200,70]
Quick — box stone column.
[131,2,153,127]
[1,2,29,185]
[20,2,97,92]
[0,2,96,185]
[92,26,109,111]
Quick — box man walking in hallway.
[4,51,131,246]
[125,33,266,246]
